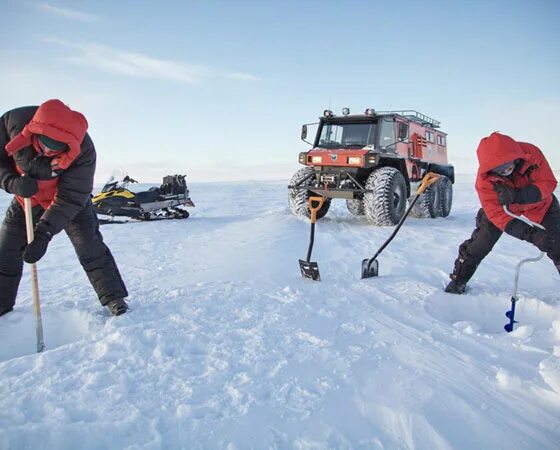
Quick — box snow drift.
[0,176,559,449]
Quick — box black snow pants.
[450,196,560,283]
[0,198,128,313]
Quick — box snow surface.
[0,175,559,449]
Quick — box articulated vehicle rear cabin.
[288,108,455,226]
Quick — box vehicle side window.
[426,130,435,143]
[437,135,446,146]
[379,120,396,149]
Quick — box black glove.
[493,183,542,206]
[493,184,515,205]
[7,175,38,198]
[505,219,554,253]
[22,221,53,264]
[531,229,555,253]
[27,156,55,180]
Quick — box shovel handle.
[416,172,440,195]
[308,196,325,224]
[23,198,45,353]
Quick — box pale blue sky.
[1,0,559,182]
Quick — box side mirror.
[301,125,307,141]
[398,123,408,141]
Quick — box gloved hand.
[505,219,554,253]
[22,221,53,264]
[493,183,542,206]
[27,156,56,179]
[493,184,515,205]
[531,228,555,253]
[7,175,38,198]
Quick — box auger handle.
[503,205,545,230]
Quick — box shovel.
[299,196,325,281]
[23,198,45,353]
[362,172,440,278]
[502,205,545,332]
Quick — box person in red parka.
[0,99,129,315]
[445,131,559,294]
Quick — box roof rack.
[376,110,441,128]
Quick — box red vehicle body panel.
[306,148,370,167]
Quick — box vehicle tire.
[346,198,365,216]
[288,167,331,219]
[438,175,453,217]
[363,167,407,226]
[410,181,440,218]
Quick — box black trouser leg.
[64,200,128,306]
[540,196,560,266]
[0,199,43,312]
[450,208,503,283]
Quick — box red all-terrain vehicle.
[288,108,455,225]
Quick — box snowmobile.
[93,174,195,224]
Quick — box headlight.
[342,107,350,116]
[323,109,333,117]
[348,156,362,165]
[311,156,322,163]
[365,108,375,116]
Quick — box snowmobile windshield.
[317,122,377,149]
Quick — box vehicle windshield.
[317,122,377,149]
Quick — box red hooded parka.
[475,132,557,230]
[4,99,88,209]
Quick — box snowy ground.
[0,175,559,449]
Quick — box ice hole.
[0,308,99,362]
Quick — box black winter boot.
[445,279,467,294]
[106,298,128,316]
[0,306,13,317]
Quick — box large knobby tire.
[438,175,453,217]
[288,167,331,219]
[410,181,441,218]
[346,198,365,216]
[363,167,407,226]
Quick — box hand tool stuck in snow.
[502,205,545,333]
[299,196,325,281]
[362,172,440,279]
[23,197,45,353]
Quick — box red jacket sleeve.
[522,143,557,198]
[476,177,511,230]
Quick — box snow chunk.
[539,356,560,394]
[495,368,522,389]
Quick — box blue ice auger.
[503,206,545,333]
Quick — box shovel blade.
[361,258,379,279]
[299,259,321,281]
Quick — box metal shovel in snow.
[299,196,325,281]
[362,172,440,278]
